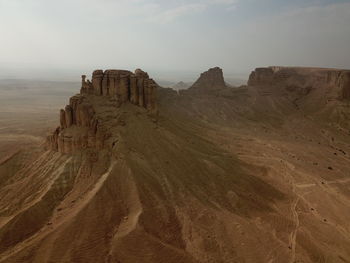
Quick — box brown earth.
[0,67,350,263]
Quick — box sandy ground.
[0,79,78,159]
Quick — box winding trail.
[289,196,300,263]
[281,162,300,263]
[296,178,350,189]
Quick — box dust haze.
[1,1,350,263]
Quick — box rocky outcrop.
[81,69,157,110]
[248,66,350,100]
[48,68,158,154]
[339,71,350,99]
[247,67,275,86]
[190,67,226,90]
[47,94,100,154]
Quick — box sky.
[0,0,350,81]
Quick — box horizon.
[0,65,251,84]
[1,0,350,81]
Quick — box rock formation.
[248,66,350,100]
[247,67,275,86]
[190,67,226,90]
[339,71,350,99]
[47,69,157,154]
[46,94,100,154]
[81,69,157,109]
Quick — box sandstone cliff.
[190,67,226,90]
[81,69,157,109]
[248,66,350,100]
[47,69,157,154]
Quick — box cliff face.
[46,94,101,154]
[190,67,226,90]
[47,69,157,154]
[81,69,157,109]
[339,71,350,99]
[248,66,350,100]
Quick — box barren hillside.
[0,67,349,263]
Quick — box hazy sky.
[0,0,350,80]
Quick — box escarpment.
[47,69,158,154]
[248,66,350,100]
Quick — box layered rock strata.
[248,67,350,100]
[47,69,157,154]
[46,94,101,154]
[81,69,157,110]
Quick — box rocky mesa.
[248,66,350,100]
[190,67,226,90]
[47,69,158,154]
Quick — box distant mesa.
[190,67,227,90]
[47,69,158,154]
[248,66,350,100]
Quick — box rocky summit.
[190,67,226,90]
[47,69,158,154]
[81,69,157,108]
